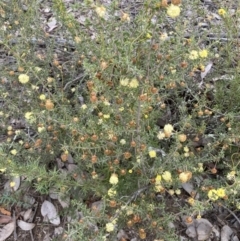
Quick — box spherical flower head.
[10,149,17,155]
[179,171,192,183]
[236,202,240,210]
[188,197,195,206]
[38,127,45,133]
[208,189,218,201]
[108,187,117,197]
[198,49,208,58]
[109,173,119,185]
[167,4,181,18]
[155,184,164,192]
[175,189,181,195]
[162,171,172,182]
[157,131,165,140]
[149,150,157,158]
[120,139,126,145]
[120,78,129,86]
[106,222,115,232]
[18,74,30,84]
[164,124,174,137]
[129,78,139,88]
[216,188,226,198]
[146,32,152,39]
[155,174,162,184]
[121,12,130,22]
[227,171,236,180]
[103,114,110,119]
[189,50,199,60]
[81,104,87,110]
[218,8,226,16]
[95,5,106,18]
[39,94,46,100]
[10,181,16,187]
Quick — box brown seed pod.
[45,99,54,110]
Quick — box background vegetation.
[0,0,240,240]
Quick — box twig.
[63,73,85,90]
[221,204,240,226]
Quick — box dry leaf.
[0,207,11,216]
[47,18,58,32]
[17,220,35,231]
[0,215,12,224]
[201,61,213,80]
[22,208,34,221]
[0,221,15,241]
[41,200,60,225]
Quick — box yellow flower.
[121,12,130,22]
[146,33,152,39]
[189,50,199,60]
[120,139,126,145]
[95,6,106,18]
[155,184,164,192]
[120,78,129,86]
[149,150,157,158]
[160,32,168,41]
[168,189,175,195]
[18,74,30,84]
[128,169,133,174]
[103,114,110,119]
[106,222,115,232]
[81,104,87,110]
[39,94,46,100]
[175,189,181,195]
[208,189,218,201]
[0,168,6,172]
[162,171,172,182]
[108,187,117,197]
[38,127,45,133]
[183,146,189,153]
[164,124,174,137]
[218,8,226,16]
[24,112,33,120]
[198,163,204,172]
[10,182,15,187]
[129,78,139,88]
[167,4,181,18]
[188,197,195,206]
[10,149,17,155]
[179,171,192,183]
[236,202,240,210]
[216,188,226,198]
[155,174,162,184]
[198,49,208,58]
[109,173,118,185]
[227,171,236,180]
[157,131,165,140]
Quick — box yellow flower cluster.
[218,8,226,16]
[95,5,106,18]
[149,150,156,158]
[208,188,226,201]
[167,4,181,18]
[120,78,139,88]
[18,74,30,84]
[109,173,118,185]
[189,49,208,60]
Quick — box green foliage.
[0,0,240,240]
